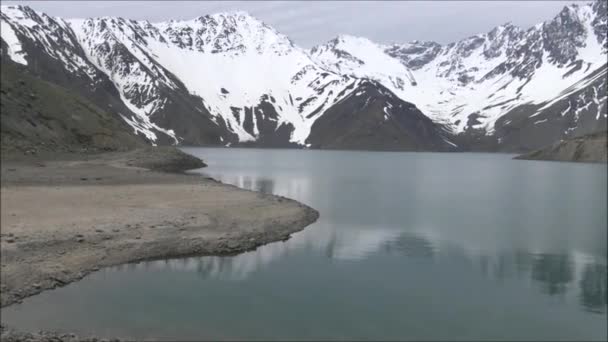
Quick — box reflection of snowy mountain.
[130,230,606,313]
[141,223,405,280]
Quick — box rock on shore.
[515,131,607,163]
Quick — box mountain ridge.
[1,1,606,152]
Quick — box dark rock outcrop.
[515,130,607,163]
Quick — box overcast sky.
[4,1,578,47]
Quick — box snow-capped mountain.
[69,12,369,146]
[1,1,606,152]
[310,0,607,150]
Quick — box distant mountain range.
[1,1,606,152]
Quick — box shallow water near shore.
[2,149,607,340]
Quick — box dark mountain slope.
[493,65,607,152]
[0,8,233,146]
[306,81,456,151]
[1,59,144,155]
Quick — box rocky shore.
[0,147,319,341]
[515,131,607,163]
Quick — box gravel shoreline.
[0,147,319,341]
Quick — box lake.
[2,149,607,340]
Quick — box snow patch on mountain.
[118,102,178,145]
[309,35,417,90]
[0,19,28,65]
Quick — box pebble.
[32,283,41,289]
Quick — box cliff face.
[515,131,607,163]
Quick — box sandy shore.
[0,148,318,340]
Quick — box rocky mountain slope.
[515,130,607,162]
[1,1,606,152]
[0,59,144,155]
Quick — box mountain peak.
[1,4,37,17]
[194,10,257,23]
[401,40,441,48]
[1,4,32,11]
[335,34,359,40]
[335,34,372,44]
[211,10,253,18]
[498,21,516,29]
[318,34,379,52]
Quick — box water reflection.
[580,263,608,313]
[132,224,407,280]
[215,174,315,206]
[132,229,607,315]
[185,152,607,315]
[531,254,573,296]
[382,232,436,258]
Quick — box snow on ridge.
[309,33,417,89]
[65,8,360,144]
[118,95,178,145]
[307,0,606,134]
[0,19,28,65]
[2,2,606,143]
[1,5,38,28]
